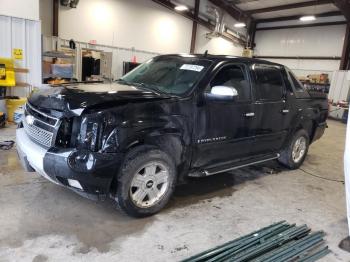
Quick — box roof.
[156,54,283,66]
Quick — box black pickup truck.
[16,54,328,217]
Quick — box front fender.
[117,115,192,182]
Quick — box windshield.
[120,56,212,95]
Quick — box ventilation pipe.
[206,6,224,39]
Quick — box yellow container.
[0,58,16,87]
[6,98,27,122]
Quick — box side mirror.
[205,86,238,101]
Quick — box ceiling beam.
[256,21,347,30]
[208,0,250,23]
[256,11,343,24]
[152,0,195,24]
[333,0,350,21]
[247,0,333,14]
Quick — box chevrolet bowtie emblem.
[25,115,35,125]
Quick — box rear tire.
[278,129,309,169]
[115,147,176,218]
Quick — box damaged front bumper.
[16,127,122,200]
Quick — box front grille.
[23,119,54,147]
[23,103,60,148]
[25,103,58,126]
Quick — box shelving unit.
[300,81,330,94]
[42,45,77,84]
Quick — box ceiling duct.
[60,0,70,6]
[206,6,224,39]
[70,0,79,8]
[60,0,79,8]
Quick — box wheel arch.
[109,133,190,195]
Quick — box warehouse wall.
[0,15,42,96]
[57,0,244,55]
[0,0,39,20]
[254,24,347,77]
[58,0,193,54]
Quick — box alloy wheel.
[129,162,170,208]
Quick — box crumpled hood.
[28,82,169,116]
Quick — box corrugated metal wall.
[0,15,41,97]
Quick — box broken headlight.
[77,113,118,153]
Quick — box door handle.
[281,109,289,114]
[244,112,255,117]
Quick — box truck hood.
[28,82,170,116]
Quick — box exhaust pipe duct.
[206,6,223,39]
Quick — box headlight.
[79,118,100,152]
[101,129,118,153]
[77,112,118,153]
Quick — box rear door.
[250,64,292,156]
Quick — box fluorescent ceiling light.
[175,5,188,11]
[300,15,316,21]
[234,22,246,28]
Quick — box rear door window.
[253,65,284,101]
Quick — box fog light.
[68,150,96,173]
[68,179,83,190]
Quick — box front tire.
[278,129,310,169]
[115,147,176,218]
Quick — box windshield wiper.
[136,82,163,94]
[116,80,172,97]
[116,79,134,86]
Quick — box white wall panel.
[266,58,340,74]
[255,25,346,57]
[0,0,39,20]
[11,17,27,90]
[254,25,346,78]
[0,15,11,57]
[0,15,41,96]
[26,20,42,88]
[58,0,245,55]
[59,0,193,54]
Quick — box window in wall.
[254,65,284,101]
[209,65,251,102]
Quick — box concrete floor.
[0,120,349,262]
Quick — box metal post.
[190,0,200,54]
[340,102,350,252]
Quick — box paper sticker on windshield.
[180,64,204,72]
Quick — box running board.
[189,154,280,177]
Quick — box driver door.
[192,63,256,169]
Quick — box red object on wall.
[132,55,137,63]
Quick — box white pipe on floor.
[345,108,350,235]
